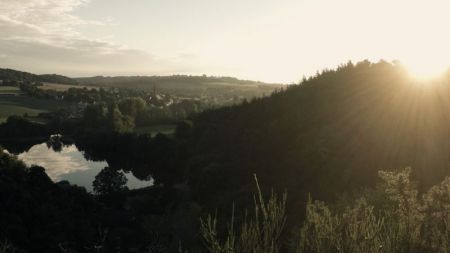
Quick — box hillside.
[76,75,278,88]
[0,68,78,85]
[75,75,281,97]
[185,60,450,211]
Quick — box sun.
[403,60,449,80]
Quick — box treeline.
[75,74,275,88]
[0,68,78,85]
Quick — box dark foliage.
[185,61,450,217]
[74,130,186,186]
[0,146,193,252]
[0,148,101,252]
[93,166,128,196]
[0,116,50,139]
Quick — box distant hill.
[36,74,78,85]
[75,75,279,89]
[76,75,280,92]
[75,75,282,98]
[0,68,78,85]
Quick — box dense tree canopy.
[0,148,101,252]
[185,61,450,213]
[93,166,128,196]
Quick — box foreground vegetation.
[201,169,449,253]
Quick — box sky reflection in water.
[18,143,152,191]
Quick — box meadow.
[0,86,69,122]
[39,82,98,91]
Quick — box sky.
[1,0,449,83]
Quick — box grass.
[0,86,21,95]
[39,82,98,91]
[200,175,287,253]
[0,86,69,122]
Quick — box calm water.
[17,142,152,191]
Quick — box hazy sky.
[1,0,449,83]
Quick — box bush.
[200,169,449,253]
[296,168,449,253]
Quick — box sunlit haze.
[1,0,449,83]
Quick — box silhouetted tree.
[93,166,128,196]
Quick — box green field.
[0,86,68,122]
[39,82,98,91]
[0,86,21,95]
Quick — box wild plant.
[200,175,287,253]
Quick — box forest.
[0,61,449,252]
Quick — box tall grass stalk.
[200,175,287,253]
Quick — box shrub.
[297,168,449,253]
[200,169,449,253]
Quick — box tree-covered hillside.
[186,61,450,211]
[0,68,78,85]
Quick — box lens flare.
[404,60,449,80]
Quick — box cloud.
[0,0,183,76]
[17,143,107,180]
[0,0,89,39]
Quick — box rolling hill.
[75,75,282,97]
[0,68,78,85]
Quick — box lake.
[15,141,152,191]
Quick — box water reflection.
[17,142,152,191]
